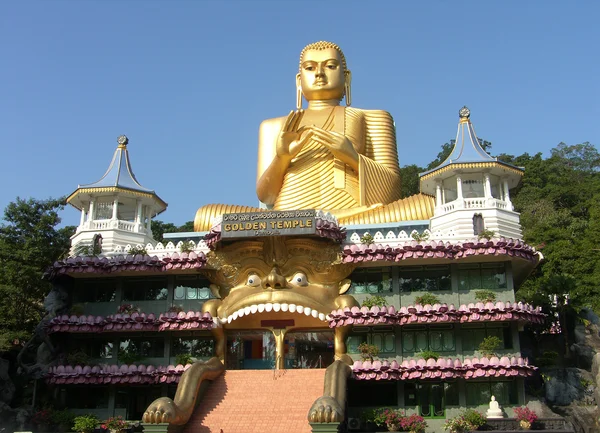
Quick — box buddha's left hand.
[309,127,359,171]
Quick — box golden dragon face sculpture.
[204,237,357,326]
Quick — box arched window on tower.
[473,213,484,236]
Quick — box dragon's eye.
[289,272,308,287]
[247,274,261,287]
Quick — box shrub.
[418,350,440,361]
[73,414,98,433]
[128,245,147,256]
[360,233,374,244]
[70,303,85,316]
[411,231,430,242]
[477,229,496,240]
[117,304,139,314]
[362,295,387,308]
[102,416,129,431]
[462,409,486,429]
[414,293,440,305]
[117,347,142,365]
[168,305,183,313]
[373,408,404,428]
[180,240,194,253]
[400,414,427,433]
[357,342,379,362]
[536,351,559,367]
[175,353,193,365]
[474,290,497,303]
[478,336,502,358]
[513,406,538,424]
[32,409,53,425]
[66,350,90,366]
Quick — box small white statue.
[486,395,503,419]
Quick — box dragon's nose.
[263,267,287,289]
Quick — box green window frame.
[122,277,169,301]
[466,381,518,406]
[461,323,513,351]
[174,275,213,300]
[402,326,456,354]
[399,265,451,292]
[404,383,448,418]
[347,327,396,354]
[349,267,392,294]
[119,337,165,358]
[458,263,507,291]
[74,279,117,302]
[171,337,215,358]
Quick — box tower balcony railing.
[78,219,147,234]
[439,197,511,214]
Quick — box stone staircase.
[184,369,326,433]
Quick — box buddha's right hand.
[276,110,310,160]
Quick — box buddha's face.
[299,47,345,101]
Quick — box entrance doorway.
[418,383,445,418]
[226,330,276,370]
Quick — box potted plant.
[418,350,440,361]
[513,406,538,430]
[362,295,387,308]
[462,409,486,431]
[32,408,53,432]
[73,415,99,433]
[478,336,502,358]
[357,342,380,362]
[474,290,496,303]
[51,409,75,432]
[373,408,404,432]
[444,415,471,433]
[102,416,129,433]
[414,293,440,305]
[117,304,139,315]
[400,414,427,433]
[175,353,194,366]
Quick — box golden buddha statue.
[194,41,433,231]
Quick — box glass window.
[462,324,511,351]
[399,266,451,292]
[348,328,395,354]
[349,268,392,294]
[418,383,445,418]
[348,381,397,407]
[74,279,117,303]
[402,327,455,354]
[466,381,517,406]
[458,264,506,291]
[174,276,213,300]
[123,278,168,301]
[119,338,164,358]
[172,338,214,358]
[65,386,109,408]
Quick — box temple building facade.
[41,42,549,433]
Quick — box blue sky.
[1,1,598,228]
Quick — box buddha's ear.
[344,70,352,106]
[296,73,302,110]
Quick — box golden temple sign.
[220,210,316,238]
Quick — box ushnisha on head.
[296,41,351,109]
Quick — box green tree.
[151,220,196,242]
[0,197,74,351]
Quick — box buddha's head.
[297,41,351,105]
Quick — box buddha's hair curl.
[299,41,348,72]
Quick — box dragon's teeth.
[281,303,289,312]
[289,304,296,313]
[250,305,258,314]
[318,313,325,321]
[297,305,304,313]
[265,303,273,312]
[258,304,265,313]
[273,303,281,312]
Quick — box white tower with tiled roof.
[420,107,523,240]
[67,135,167,256]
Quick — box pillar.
[435,180,443,211]
[79,206,86,226]
[146,206,152,233]
[503,178,513,209]
[112,196,119,220]
[456,176,464,209]
[135,200,142,223]
[88,199,96,222]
